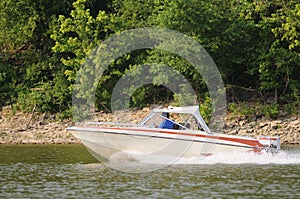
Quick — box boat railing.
[85,122,138,127]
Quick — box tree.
[0,0,76,112]
[3,0,298,115]
[0,0,38,107]
[240,0,300,103]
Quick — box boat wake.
[174,149,300,165]
[81,148,300,173]
[108,148,300,165]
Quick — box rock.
[230,129,238,135]
[290,120,299,126]
[272,120,282,124]
[238,129,248,135]
[239,120,247,126]
[142,107,150,112]
[259,122,267,128]
[2,105,12,111]
[271,124,279,130]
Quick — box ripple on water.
[0,145,299,198]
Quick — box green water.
[0,145,299,198]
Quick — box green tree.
[11,0,297,115]
[0,0,38,107]
[0,0,77,112]
[51,0,112,83]
[240,0,300,103]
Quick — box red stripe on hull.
[77,126,264,148]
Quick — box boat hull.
[69,127,261,162]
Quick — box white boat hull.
[69,127,262,162]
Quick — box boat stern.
[257,135,280,153]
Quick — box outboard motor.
[257,136,280,152]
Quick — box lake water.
[0,145,299,198]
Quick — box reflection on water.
[0,144,96,164]
[0,145,299,198]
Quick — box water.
[0,145,299,198]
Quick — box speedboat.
[67,106,280,162]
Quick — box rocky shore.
[223,116,300,145]
[0,106,299,145]
[0,109,77,144]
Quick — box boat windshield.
[138,112,202,130]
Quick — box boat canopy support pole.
[194,111,212,134]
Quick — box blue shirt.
[159,120,174,129]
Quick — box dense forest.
[1,0,299,118]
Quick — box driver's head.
[162,112,169,118]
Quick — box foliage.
[284,102,299,115]
[0,61,16,107]
[241,0,300,103]
[0,0,75,112]
[228,102,281,119]
[199,96,212,124]
[228,102,256,119]
[259,103,279,119]
[0,0,299,119]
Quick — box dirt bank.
[0,106,299,145]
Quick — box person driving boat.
[158,112,174,129]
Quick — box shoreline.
[0,107,299,145]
